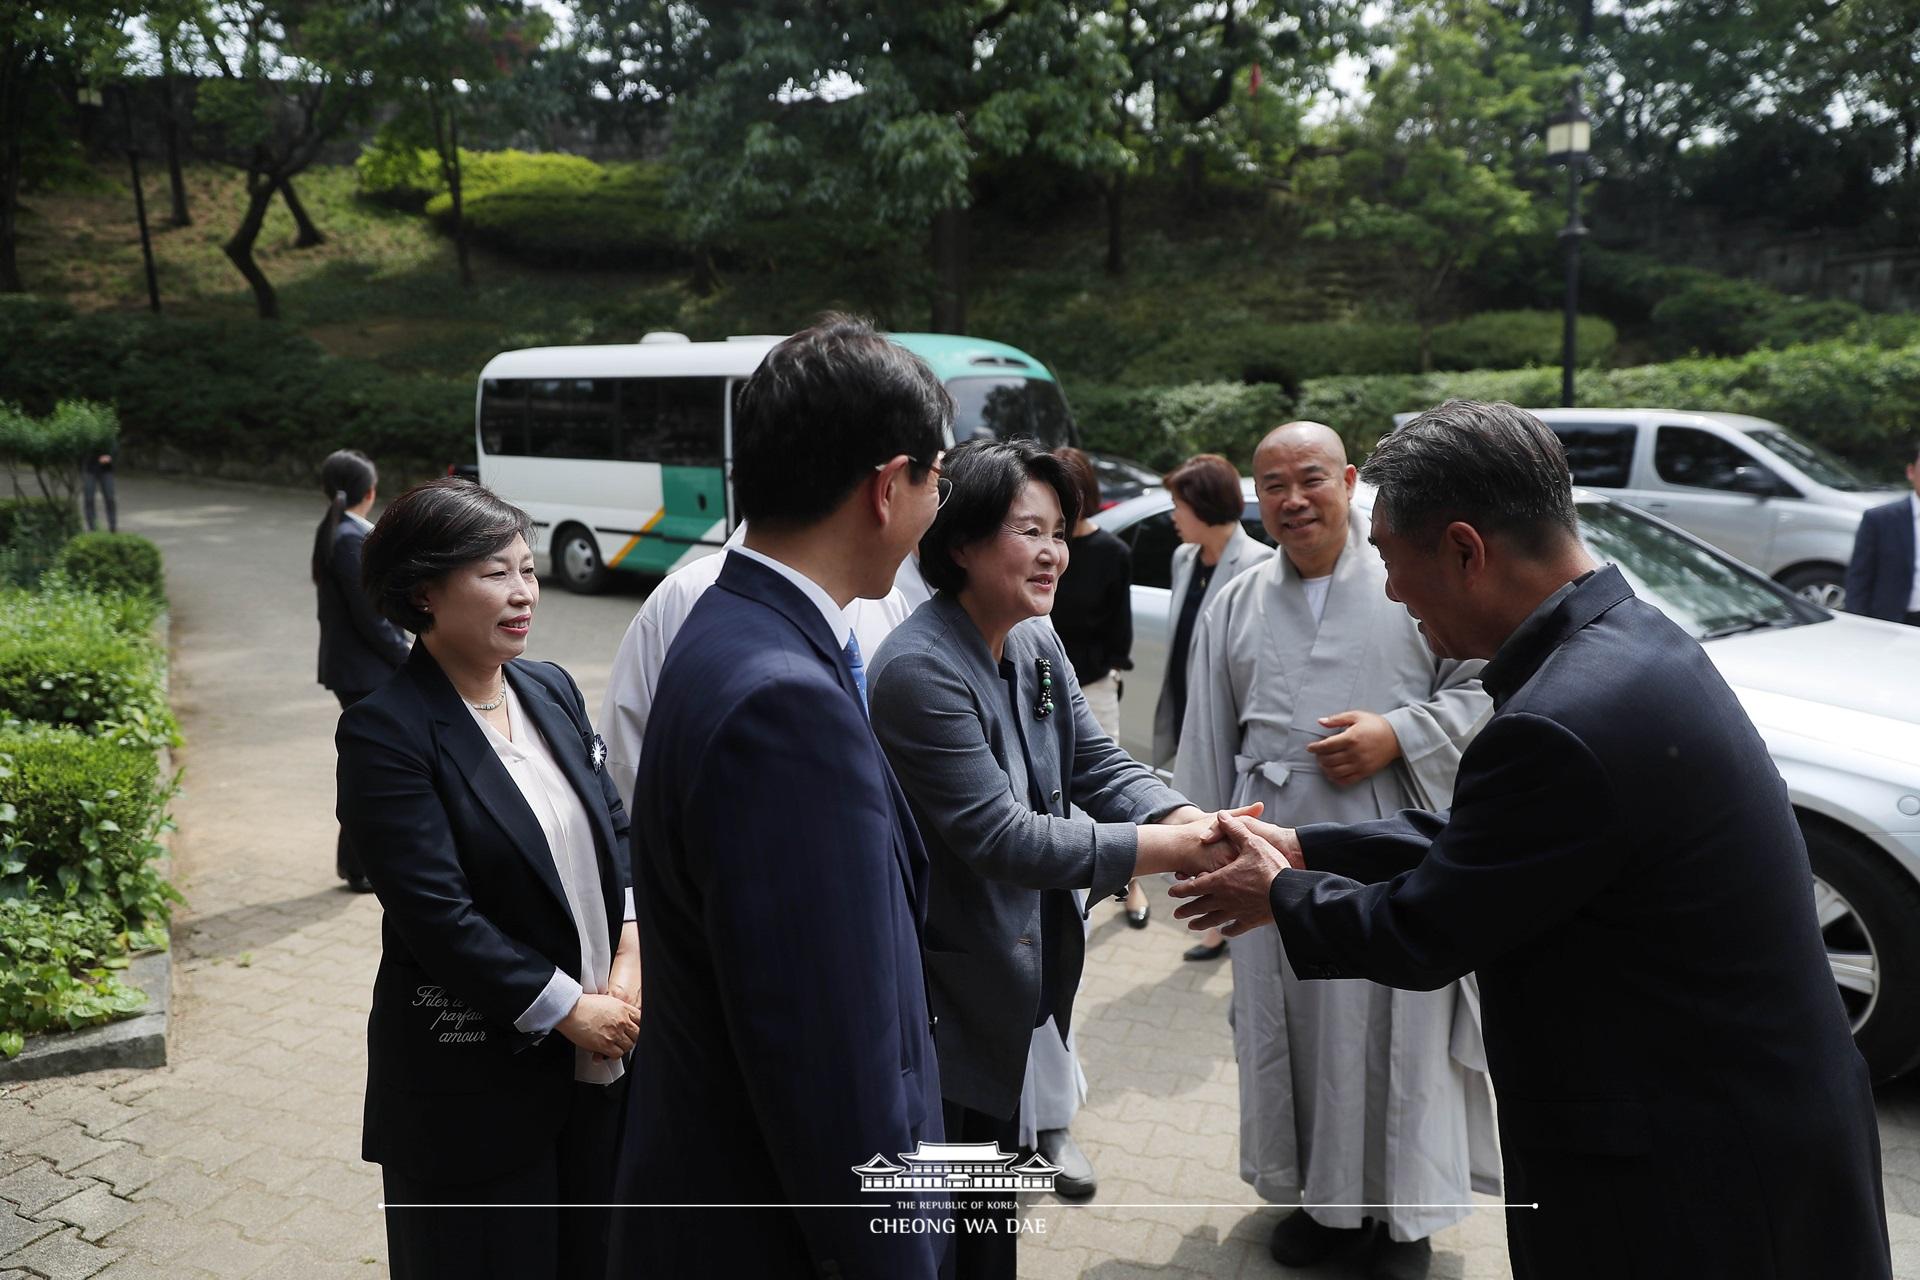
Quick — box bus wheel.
[552,524,608,594]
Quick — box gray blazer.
[1152,526,1274,766]
[869,593,1189,1119]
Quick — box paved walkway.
[3,472,1918,1279]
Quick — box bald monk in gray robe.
[1175,423,1498,1279]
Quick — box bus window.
[480,379,528,456]
[529,378,617,459]
[947,377,1075,450]
[618,377,725,467]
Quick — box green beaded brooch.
[1035,657,1055,719]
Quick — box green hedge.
[0,296,470,478]
[1073,382,1296,472]
[359,147,686,270]
[0,724,172,937]
[55,532,166,602]
[0,894,147,1055]
[0,498,78,588]
[0,582,172,736]
[1076,340,1920,480]
[1095,311,1616,389]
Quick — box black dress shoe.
[1182,939,1227,961]
[1368,1234,1432,1280]
[1269,1210,1367,1267]
[1036,1128,1096,1200]
[1124,901,1150,929]
[346,875,375,894]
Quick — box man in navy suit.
[1844,440,1920,625]
[609,316,954,1279]
[1173,400,1890,1280]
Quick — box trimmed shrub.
[0,497,78,588]
[1288,340,1920,479]
[360,147,686,269]
[0,296,471,479]
[0,583,172,735]
[1074,382,1297,472]
[1430,311,1617,372]
[55,533,166,602]
[0,723,173,939]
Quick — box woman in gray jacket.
[867,440,1247,1280]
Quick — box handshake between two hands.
[1158,803,1305,940]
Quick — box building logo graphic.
[853,1141,1061,1193]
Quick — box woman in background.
[313,449,408,891]
[1150,452,1272,960]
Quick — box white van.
[1393,408,1905,607]
[475,331,1084,591]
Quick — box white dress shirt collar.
[730,544,853,649]
[345,509,373,532]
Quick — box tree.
[190,0,377,318]
[0,5,127,293]
[637,1,1134,331]
[364,1,549,287]
[1303,0,1562,368]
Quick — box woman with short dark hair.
[313,449,408,892]
[339,478,640,1280]
[869,440,1245,1280]
[1152,452,1273,961]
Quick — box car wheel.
[1779,564,1846,610]
[1803,822,1920,1081]
[551,523,608,594]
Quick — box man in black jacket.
[1844,440,1919,625]
[1171,399,1890,1279]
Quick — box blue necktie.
[843,632,868,709]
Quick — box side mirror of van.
[1727,465,1783,498]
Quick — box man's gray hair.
[1360,399,1578,555]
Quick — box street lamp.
[1546,81,1591,408]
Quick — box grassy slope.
[12,162,1403,395]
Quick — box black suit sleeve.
[687,679,939,1273]
[1269,711,1624,991]
[1844,508,1881,617]
[337,701,559,1037]
[331,531,410,667]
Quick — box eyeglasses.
[874,452,952,509]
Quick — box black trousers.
[1905,611,1920,627]
[941,1097,1023,1280]
[333,689,372,882]
[83,468,116,532]
[381,1077,624,1280]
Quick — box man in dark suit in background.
[1172,399,1890,1280]
[609,316,954,1279]
[1845,440,1920,625]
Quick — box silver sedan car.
[1095,481,1920,1080]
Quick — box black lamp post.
[1546,80,1591,408]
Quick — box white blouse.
[470,681,623,1085]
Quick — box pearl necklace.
[468,677,507,712]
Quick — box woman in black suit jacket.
[337,479,641,1280]
[314,450,409,891]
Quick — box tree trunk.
[1104,174,1125,276]
[0,126,21,294]
[159,47,190,226]
[0,43,32,293]
[1417,318,1433,372]
[441,98,472,288]
[280,176,324,247]
[929,203,968,333]
[225,172,281,319]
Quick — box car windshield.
[948,377,1075,450]
[1577,502,1825,640]
[1743,427,1874,492]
